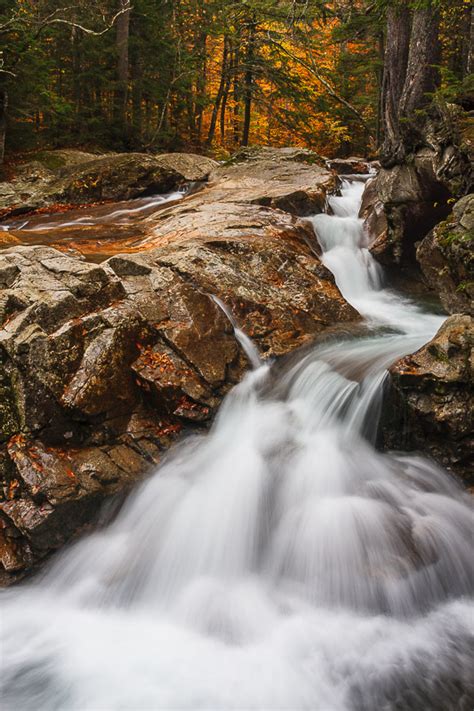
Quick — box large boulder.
[0,151,218,217]
[382,315,473,483]
[359,176,389,263]
[362,103,473,266]
[209,146,336,215]
[326,157,376,175]
[0,165,358,580]
[417,194,474,315]
[0,147,337,261]
[363,161,452,265]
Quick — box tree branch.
[266,33,374,138]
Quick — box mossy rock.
[0,367,19,443]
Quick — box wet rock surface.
[0,149,358,581]
[417,194,474,315]
[359,175,389,264]
[0,150,218,217]
[207,146,336,216]
[326,156,375,175]
[0,147,334,259]
[383,315,473,483]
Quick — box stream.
[0,178,472,710]
[0,186,189,261]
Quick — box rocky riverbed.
[0,148,361,581]
[0,145,472,584]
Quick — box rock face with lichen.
[0,148,359,582]
[417,194,474,315]
[383,315,473,483]
[362,103,473,266]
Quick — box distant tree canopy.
[0,0,472,161]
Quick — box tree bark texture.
[382,1,441,164]
[0,87,7,166]
[381,3,411,161]
[399,4,441,120]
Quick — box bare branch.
[38,6,132,37]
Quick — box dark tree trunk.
[71,26,82,116]
[220,46,233,141]
[381,0,441,165]
[375,32,385,149]
[381,3,411,162]
[0,87,7,167]
[464,5,474,77]
[233,42,241,145]
[241,16,256,147]
[399,4,441,120]
[194,21,207,142]
[114,0,131,142]
[207,36,229,146]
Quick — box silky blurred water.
[1,178,472,711]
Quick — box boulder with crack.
[0,192,359,582]
[417,194,474,315]
[382,315,473,483]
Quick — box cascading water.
[1,178,472,711]
[0,186,188,233]
[209,294,262,370]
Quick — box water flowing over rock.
[326,157,376,175]
[0,174,472,711]
[0,150,219,217]
[0,150,357,579]
[384,314,473,482]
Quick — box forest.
[0,0,472,163]
[0,2,473,711]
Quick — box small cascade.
[0,185,189,233]
[209,294,262,369]
[1,176,472,711]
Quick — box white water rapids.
[1,179,472,710]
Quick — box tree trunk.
[194,14,207,143]
[233,42,241,145]
[0,88,7,167]
[114,0,131,142]
[381,1,441,164]
[241,16,256,147]
[381,3,411,161]
[375,32,384,149]
[399,3,441,121]
[220,47,233,141]
[464,5,474,77]
[207,37,229,146]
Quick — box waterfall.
[209,294,262,369]
[1,178,472,711]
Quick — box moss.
[438,226,472,247]
[0,368,19,442]
[456,280,474,293]
[427,344,450,363]
[33,151,69,171]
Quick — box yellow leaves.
[7,479,20,500]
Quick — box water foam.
[1,176,472,711]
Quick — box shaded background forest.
[0,0,472,161]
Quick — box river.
[1,177,472,710]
